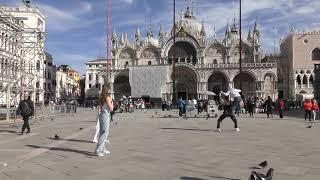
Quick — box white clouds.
[55,53,94,73]
[36,1,94,32]
[119,0,134,4]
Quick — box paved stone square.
[0,108,320,180]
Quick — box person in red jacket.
[312,99,319,121]
[279,98,285,118]
[304,99,313,121]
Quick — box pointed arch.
[312,48,320,60]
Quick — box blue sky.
[3,0,320,74]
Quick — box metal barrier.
[0,104,78,128]
[50,104,77,120]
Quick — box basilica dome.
[143,31,159,47]
[178,17,202,34]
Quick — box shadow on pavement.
[26,145,96,156]
[206,176,240,180]
[161,128,212,131]
[180,177,207,180]
[0,129,18,134]
[180,176,240,180]
[47,137,94,144]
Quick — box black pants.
[279,109,283,118]
[22,116,30,133]
[305,110,312,121]
[266,108,273,118]
[217,113,238,129]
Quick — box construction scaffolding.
[0,6,46,121]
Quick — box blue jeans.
[230,96,241,116]
[95,110,110,154]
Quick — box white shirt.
[221,88,241,98]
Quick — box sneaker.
[92,139,98,143]
[104,150,110,155]
[106,140,110,143]
[96,153,104,157]
[216,128,221,132]
[235,128,240,132]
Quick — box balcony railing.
[89,62,277,71]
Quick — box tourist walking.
[265,96,273,118]
[312,99,319,121]
[247,98,254,117]
[177,97,186,117]
[17,94,34,135]
[95,85,113,157]
[303,99,312,121]
[216,96,239,132]
[279,98,285,118]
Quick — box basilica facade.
[85,7,277,102]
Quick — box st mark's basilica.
[85,6,277,102]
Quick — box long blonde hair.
[99,84,110,106]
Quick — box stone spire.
[158,24,165,37]
[247,27,252,41]
[125,33,129,44]
[135,27,141,40]
[231,17,238,33]
[119,33,124,46]
[225,23,231,35]
[112,28,117,41]
[213,27,217,39]
[200,21,206,36]
[253,20,260,36]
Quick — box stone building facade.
[0,2,46,106]
[278,30,320,100]
[85,6,277,101]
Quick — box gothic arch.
[139,47,160,59]
[233,72,257,98]
[231,70,258,82]
[207,71,229,94]
[204,42,226,57]
[175,63,200,81]
[203,43,226,64]
[171,66,198,100]
[117,47,136,59]
[312,48,320,60]
[205,71,230,82]
[262,72,277,81]
[162,35,200,58]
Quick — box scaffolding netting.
[129,66,168,98]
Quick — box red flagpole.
[106,0,110,82]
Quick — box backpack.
[20,102,32,117]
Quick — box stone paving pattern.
[0,108,320,180]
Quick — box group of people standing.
[303,99,319,121]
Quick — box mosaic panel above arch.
[141,48,160,59]
[119,49,135,59]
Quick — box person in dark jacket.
[17,94,34,135]
[216,96,239,132]
[247,98,254,117]
[265,96,273,118]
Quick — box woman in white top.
[95,84,113,156]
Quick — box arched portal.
[113,75,131,101]
[168,41,197,65]
[172,66,197,100]
[208,72,228,95]
[233,72,256,98]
